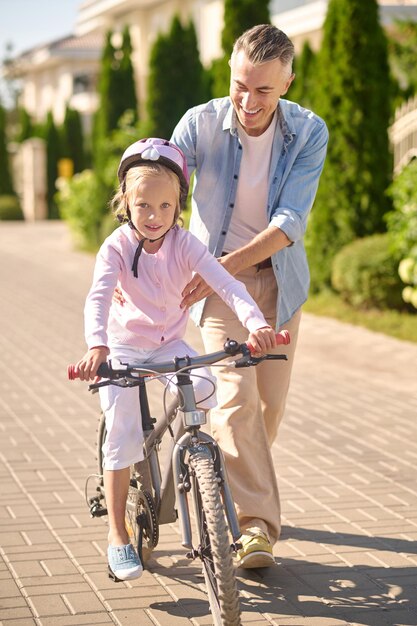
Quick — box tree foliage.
[147,16,206,138]
[61,106,85,174]
[114,26,138,127]
[388,18,417,103]
[386,159,417,310]
[93,29,138,167]
[44,111,61,219]
[211,0,271,98]
[306,0,393,291]
[16,108,33,142]
[287,40,316,110]
[0,104,14,195]
[94,32,118,142]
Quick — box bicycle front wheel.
[189,450,241,626]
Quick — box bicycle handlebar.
[67,330,290,381]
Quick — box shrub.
[386,159,417,310]
[0,195,24,220]
[331,233,405,310]
[56,170,115,251]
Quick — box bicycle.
[68,329,290,626]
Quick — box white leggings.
[99,339,217,470]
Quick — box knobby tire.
[190,451,241,626]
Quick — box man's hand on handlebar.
[75,346,110,381]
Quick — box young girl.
[75,138,276,581]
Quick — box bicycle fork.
[172,431,241,550]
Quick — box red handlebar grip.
[67,364,79,380]
[247,329,290,354]
[276,329,290,345]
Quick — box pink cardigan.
[85,224,268,350]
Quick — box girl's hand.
[75,346,110,381]
[247,326,277,356]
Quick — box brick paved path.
[1,221,416,626]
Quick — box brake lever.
[234,353,288,368]
[234,355,263,368]
[88,378,135,391]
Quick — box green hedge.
[331,233,405,310]
[0,195,24,220]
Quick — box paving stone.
[0,606,34,620]
[36,615,114,626]
[2,222,417,626]
[27,592,71,617]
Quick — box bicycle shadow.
[147,525,417,624]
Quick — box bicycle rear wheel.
[96,413,158,562]
[189,450,241,626]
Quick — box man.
[172,24,328,568]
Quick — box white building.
[4,0,417,128]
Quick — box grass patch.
[304,290,417,344]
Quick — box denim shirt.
[171,97,328,327]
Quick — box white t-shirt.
[224,111,280,252]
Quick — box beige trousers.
[200,265,301,544]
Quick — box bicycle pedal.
[108,565,123,583]
[231,542,242,552]
[88,497,108,518]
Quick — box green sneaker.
[236,528,275,569]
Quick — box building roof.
[5,32,103,78]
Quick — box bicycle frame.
[131,369,241,548]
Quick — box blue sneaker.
[107,544,143,582]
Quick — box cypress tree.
[92,31,119,165]
[61,106,85,174]
[147,16,205,138]
[118,25,138,124]
[211,0,271,98]
[16,108,33,142]
[44,111,61,219]
[306,0,393,291]
[0,104,14,195]
[287,40,316,110]
[93,29,138,166]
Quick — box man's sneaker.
[107,544,143,582]
[236,528,275,569]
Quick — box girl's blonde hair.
[111,162,182,225]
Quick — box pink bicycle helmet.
[118,137,189,209]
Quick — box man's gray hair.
[232,24,295,68]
